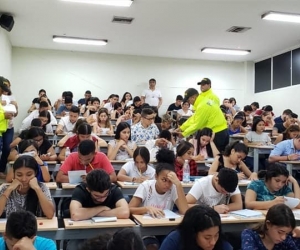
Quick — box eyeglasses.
[143,116,155,121]
[33,138,43,143]
[91,188,111,200]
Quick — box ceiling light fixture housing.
[262,11,300,23]
[53,36,108,46]
[201,47,251,55]
[60,0,133,7]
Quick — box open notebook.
[68,170,87,184]
[91,217,117,223]
[230,209,263,218]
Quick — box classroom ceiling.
[1,0,300,62]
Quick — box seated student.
[189,127,219,161]
[155,114,174,132]
[274,125,300,145]
[245,163,300,210]
[111,102,124,119]
[209,142,257,180]
[250,101,259,115]
[58,123,99,161]
[56,140,116,183]
[0,210,56,250]
[28,89,51,113]
[107,122,136,160]
[82,97,100,117]
[21,101,57,131]
[0,155,54,218]
[175,141,197,181]
[38,110,53,134]
[255,105,274,117]
[222,98,236,116]
[54,91,74,111]
[6,140,51,183]
[166,95,183,115]
[145,130,174,160]
[91,107,114,135]
[117,147,155,183]
[269,136,300,163]
[9,118,42,149]
[103,94,118,113]
[241,204,300,249]
[115,106,132,126]
[120,92,133,108]
[129,162,188,216]
[56,106,80,134]
[67,169,129,250]
[261,111,275,127]
[274,109,293,124]
[273,112,297,135]
[244,117,271,170]
[228,115,247,135]
[56,96,75,116]
[78,90,92,108]
[9,127,56,162]
[131,108,160,144]
[243,105,254,126]
[160,205,233,250]
[176,100,193,120]
[186,168,242,214]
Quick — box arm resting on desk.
[227,194,243,211]
[244,189,275,210]
[129,197,149,215]
[34,186,55,219]
[70,200,109,221]
[56,170,69,183]
[98,198,130,219]
[268,155,288,163]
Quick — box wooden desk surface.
[62,183,77,189]
[133,214,183,227]
[247,145,274,149]
[280,160,300,164]
[117,181,139,189]
[45,182,58,190]
[0,217,58,232]
[63,218,135,229]
[9,161,57,165]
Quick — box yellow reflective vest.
[0,104,8,136]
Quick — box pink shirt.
[60,152,114,175]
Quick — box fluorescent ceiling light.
[60,0,133,7]
[201,48,250,55]
[53,36,107,46]
[262,11,300,23]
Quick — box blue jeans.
[0,128,14,172]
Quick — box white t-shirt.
[58,116,78,133]
[133,180,178,210]
[2,94,16,128]
[245,131,271,157]
[121,161,155,179]
[188,175,240,207]
[141,89,162,106]
[103,103,114,113]
[177,109,193,117]
[108,140,136,160]
[145,139,173,161]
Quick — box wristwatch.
[132,177,136,182]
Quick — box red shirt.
[64,135,98,152]
[174,159,197,181]
[60,152,114,175]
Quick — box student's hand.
[29,178,40,191]
[8,179,22,192]
[213,204,229,214]
[272,196,285,205]
[135,176,148,183]
[40,153,50,161]
[146,206,165,218]
[293,227,300,238]
[249,172,258,180]
[1,100,6,106]
[155,138,169,148]
[210,132,215,141]
[237,172,246,180]
[81,175,87,182]
[12,236,36,250]
[167,172,181,186]
[61,111,66,116]
[34,154,44,165]
[4,112,13,119]
[286,175,297,185]
[287,153,300,161]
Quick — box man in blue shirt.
[0,211,56,250]
[269,137,300,163]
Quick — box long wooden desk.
[279,160,300,175]
[8,161,59,173]
[247,145,274,173]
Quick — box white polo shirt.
[58,116,78,133]
[141,89,162,106]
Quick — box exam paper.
[143,209,181,219]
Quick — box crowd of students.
[1,75,300,249]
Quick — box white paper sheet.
[68,170,87,184]
[143,209,181,219]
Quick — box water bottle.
[65,147,70,158]
[182,159,190,183]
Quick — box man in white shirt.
[186,168,242,214]
[55,106,80,134]
[20,101,57,132]
[141,78,162,109]
[104,94,118,113]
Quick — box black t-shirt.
[274,123,287,133]
[167,103,181,112]
[38,139,52,155]
[72,183,124,208]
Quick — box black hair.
[176,141,194,157]
[85,90,91,95]
[156,148,175,165]
[72,119,86,133]
[176,95,183,101]
[79,234,110,250]
[251,117,264,131]
[243,105,253,112]
[107,228,145,250]
[13,156,41,215]
[39,89,46,94]
[90,97,100,104]
[251,102,259,109]
[121,92,132,104]
[229,97,236,104]
[253,204,295,237]
[62,91,73,98]
[18,139,38,153]
[5,211,37,239]
[141,108,154,117]
[113,102,122,110]
[77,123,92,135]
[223,141,248,156]
[39,101,49,108]
[97,108,111,128]
[177,205,223,250]
[263,105,273,111]
[133,147,150,164]
[38,110,51,132]
[282,125,300,140]
[159,130,172,141]
[26,127,46,142]
[257,162,289,181]
[70,106,80,114]
[292,113,298,119]
[86,169,111,193]
[195,128,213,156]
[283,109,293,115]
[64,96,73,104]
[149,78,156,83]
[155,162,175,175]
[30,118,42,127]
[115,122,131,140]
[235,111,247,127]
[78,140,96,155]
[218,168,238,193]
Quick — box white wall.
[0,29,12,79]
[12,47,249,130]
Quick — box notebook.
[143,209,181,219]
[68,170,87,184]
[230,209,263,218]
[91,216,117,223]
